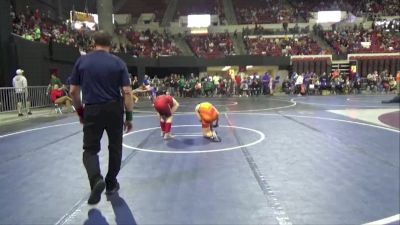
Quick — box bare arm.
[213,107,219,127]
[132,88,151,93]
[171,98,179,114]
[70,85,82,109]
[195,104,201,121]
[213,116,219,127]
[122,85,134,112]
[122,85,134,132]
[70,85,83,123]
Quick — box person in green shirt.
[47,71,63,94]
[23,33,34,41]
[34,26,41,41]
[178,77,186,97]
[189,77,197,97]
[204,78,215,97]
[50,73,62,86]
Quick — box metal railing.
[0,86,52,113]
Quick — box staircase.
[222,0,238,25]
[232,34,246,55]
[174,36,194,56]
[310,32,334,54]
[282,0,304,23]
[285,0,308,22]
[161,0,178,27]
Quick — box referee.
[69,31,134,205]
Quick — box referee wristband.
[125,111,133,121]
[76,107,84,117]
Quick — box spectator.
[235,73,242,96]
[12,69,32,116]
[262,72,271,95]
[47,70,63,94]
[282,78,291,94]
[295,73,304,96]
[50,84,73,112]
[396,70,400,94]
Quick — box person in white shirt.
[295,73,304,96]
[12,69,31,116]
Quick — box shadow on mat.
[167,138,211,149]
[107,193,137,225]
[83,194,137,225]
[84,208,109,225]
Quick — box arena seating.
[287,0,400,20]
[350,0,400,16]
[175,0,223,18]
[116,0,167,22]
[10,0,400,58]
[323,29,400,54]
[244,35,324,56]
[123,29,181,57]
[185,33,235,58]
[11,11,94,51]
[233,0,299,24]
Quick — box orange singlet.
[198,102,219,128]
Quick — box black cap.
[157,90,167,96]
[92,30,112,47]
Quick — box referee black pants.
[82,101,124,189]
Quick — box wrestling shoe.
[164,133,174,140]
[210,132,222,142]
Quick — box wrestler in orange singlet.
[195,102,221,142]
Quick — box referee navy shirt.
[70,50,130,105]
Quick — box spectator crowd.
[244,35,327,56]
[9,1,400,59]
[186,33,235,58]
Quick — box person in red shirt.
[396,70,400,95]
[51,84,73,112]
[153,92,179,139]
[235,74,242,96]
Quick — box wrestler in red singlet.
[153,93,179,139]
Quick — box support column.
[14,0,27,14]
[137,66,146,82]
[57,0,63,20]
[96,0,113,34]
[0,0,12,86]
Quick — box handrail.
[291,55,333,61]
[0,86,52,113]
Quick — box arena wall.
[13,36,291,85]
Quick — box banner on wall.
[69,11,98,30]
[71,11,96,22]
[350,60,357,77]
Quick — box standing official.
[69,31,134,205]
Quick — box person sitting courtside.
[51,84,74,112]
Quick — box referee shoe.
[87,179,106,205]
